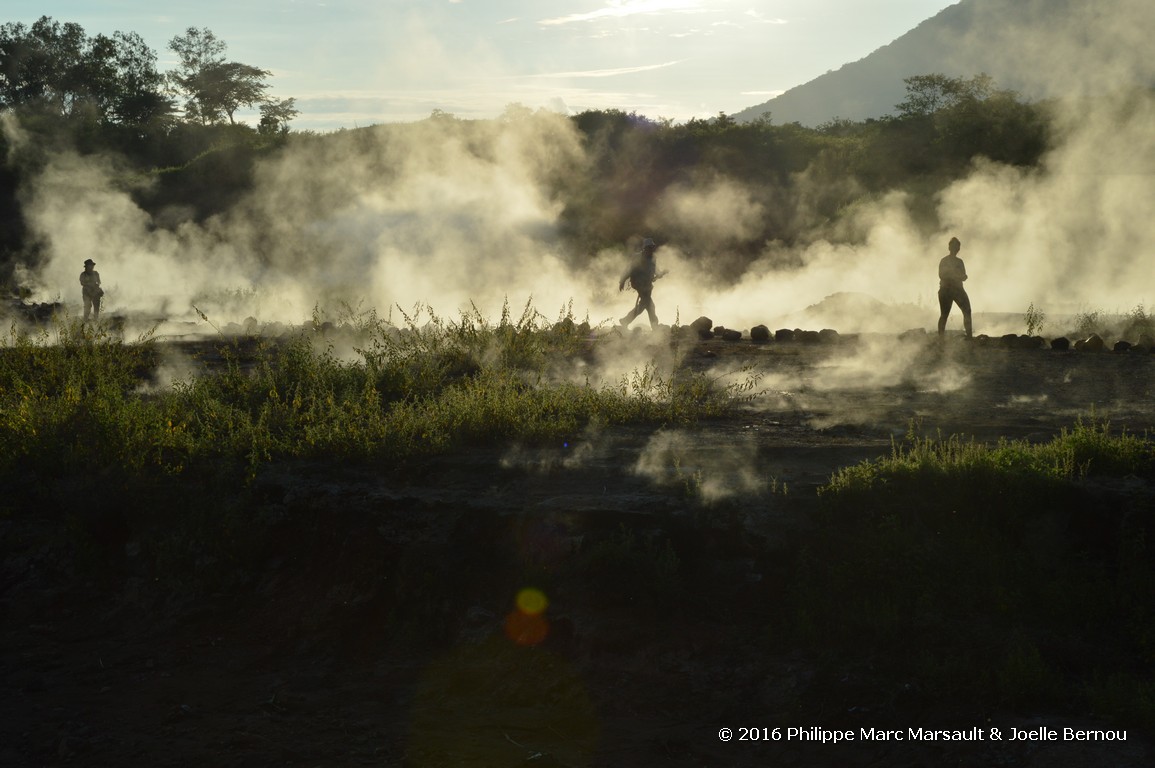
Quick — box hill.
[734,0,1152,125]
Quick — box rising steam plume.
[5,0,1154,337]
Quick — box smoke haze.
[5,0,1154,338]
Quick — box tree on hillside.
[895,73,994,119]
[258,97,298,135]
[167,27,276,126]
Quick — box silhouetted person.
[619,238,665,330]
[80,258,102,321]
[937,236,972,338]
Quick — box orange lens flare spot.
[504,610,549,646]
[515,587,549,616]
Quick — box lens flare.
[505,587,550,645]
[516,587,549,615]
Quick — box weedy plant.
[1024,302,1046,336]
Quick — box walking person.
[937,237,972,338]
[619,238,665,330]
[80,258,103,322]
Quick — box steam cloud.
[5,0,1153,340]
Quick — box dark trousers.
[937,285,972,336]
[83,292,101,321]
[622,289,658,329]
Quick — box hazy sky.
[8,0,958,130]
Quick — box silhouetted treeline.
[0,16,1058,287]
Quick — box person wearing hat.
[80,258,103,321]
[618,237,666,330]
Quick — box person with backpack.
[618,238,665,330]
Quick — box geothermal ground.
[2,331,1154,767]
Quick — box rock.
[774,328,795,343]
[1075,333,1105,352]
[1003,334,1044,350]
[1113,340,1133,353]
[796,330,821,344]
[818,328,840,344]
[1050,337,1071,351]
[689,316,713,340]
[750,325,771,343]
[721,328,742,342]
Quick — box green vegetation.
[801,421,1155,727]
[0,305,740,486]
[1069,304,1155,341]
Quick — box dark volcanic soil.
[2,334,1154,767]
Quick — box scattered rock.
[750,325,771,343]
[689,316,713,340]
[1114,340,1133,353]
[721,328,742,342]
[1050,337,1071,351]
[774,328,795,343]
[796,330,821,344]
[1075,333,1105,352]
[818,328,840,344]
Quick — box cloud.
[539,0,706,27]
[744,10,787,25]
[529,61,682,78]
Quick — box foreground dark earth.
[3,333,1154,767]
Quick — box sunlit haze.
[4,0,1154,344]
[9,1,960,129]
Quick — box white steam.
[6,1,1153,341]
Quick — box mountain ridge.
[734,0,1150,125]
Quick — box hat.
[84,259,96,266]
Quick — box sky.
[6,0,960,130]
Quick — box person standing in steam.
[937,236,972,338]
[80,258,103,321]
[619,238,665,330]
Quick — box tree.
[258,97,298,135]
[168,27,273,125]
[894,73,994,119]
[0,17,171,128]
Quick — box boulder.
[797,330,821,344]
[818,328,841,344]
[689,316,713,340]
[1113,340,1133,353]
[1074,333,1105,352]
[1050,337,1071,351]
[1003,334,1044,350]
[721,328,743,342]
[750,325,771,343]
[774,328,795,343]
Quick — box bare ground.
[3,333,1154,767]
